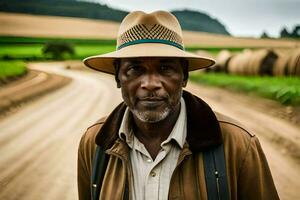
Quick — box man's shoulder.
[214,112,255,138]
[86,117,107,131]
[79,117,107,148]
[214,112,259,165]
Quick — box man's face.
[117,57,187,123]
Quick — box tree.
[280,27,290,38]
[291,25,300,38]
[261,31,270,38]
[42,41,75,60]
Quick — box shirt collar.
[118,98,187,149]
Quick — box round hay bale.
[273,55,289,76]
[215,50,233,73]
[247,49,278,76]
[227,50,252,75]
[287,48,300,76]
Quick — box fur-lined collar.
[95,90,222,152]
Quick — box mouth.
[138,97,166,108]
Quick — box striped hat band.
[117,24,184,50]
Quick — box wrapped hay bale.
[214,50,233,73]
[227,50,252,75]
[247,49,278,76]
[286,49,300,76]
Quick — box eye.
[160,65,174,72]
[126,65,144,76]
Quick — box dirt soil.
[0,62,299,199]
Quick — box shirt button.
[146,159,152,163]
[150,171,156,177]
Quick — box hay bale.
[273,55,289,76]
[227,50,252,75]
[247,49,278,76]
[287,49,300,76]
[215,50,233,72]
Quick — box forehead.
[120,57,181,65]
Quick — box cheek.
[120,81,139,104]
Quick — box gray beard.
[130,106,171,123]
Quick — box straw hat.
[83,10,215,74]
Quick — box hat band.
[117,39,184,50]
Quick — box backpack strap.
[203,144,229,200]
[91,146,129,200]
[91,146,108,200]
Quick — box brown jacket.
[78,91,279,200]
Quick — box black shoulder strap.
[203,144,230,200]
[91,146,108,200]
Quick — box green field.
[0,36,234,60]
[190,72,300,106]
[0,61,27,79]
[0,36,117,60]
[0,44,116,60]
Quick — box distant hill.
[0,0,128,22]
[171,10,230,35]
[0,0,230,35]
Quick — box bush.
[0,61,27,80]
[42,41,75,60]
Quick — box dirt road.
[0,62,299,199]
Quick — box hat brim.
[83,43,215,74]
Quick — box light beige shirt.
[118,98,187,200]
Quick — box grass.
[0,36,117,60]
[0,61,27,79]
[190,72,300,106]
[0,36,240,60]
[0,43,116,60]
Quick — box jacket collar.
[95,90,222,152]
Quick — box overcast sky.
[88,0,300,38]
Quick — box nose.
[141,73,162,91]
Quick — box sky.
[87,0,300,38]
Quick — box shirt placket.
[134,138,170,200]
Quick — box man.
[78,11,279,200]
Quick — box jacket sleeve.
[238,136,279,200]
[78,131,92,200]
[77,119,106,200]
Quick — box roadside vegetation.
[0,61,27,80]
[190,72,300,106]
